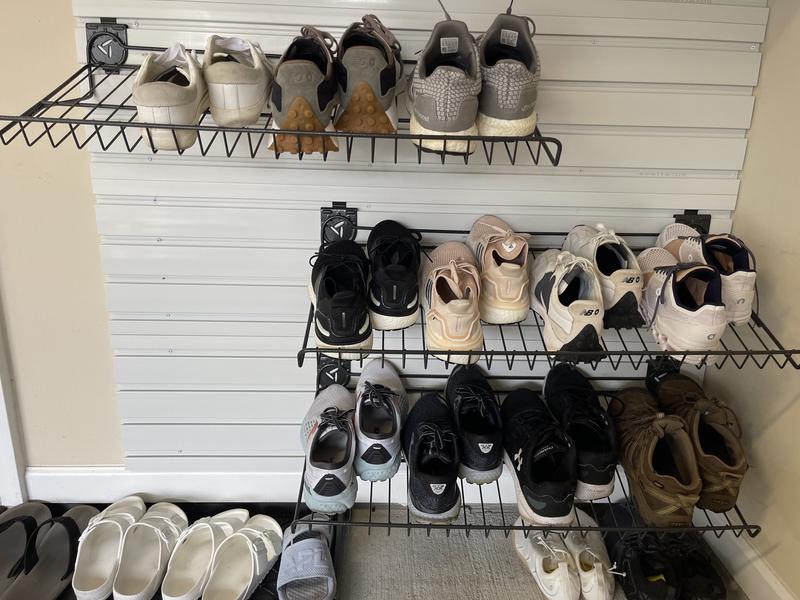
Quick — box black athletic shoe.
[402,392,461,524]
[366,220,421,331]
[309,240,372,358]
[445,364,503,484]
[601,503,680,600]
[544,363,617,501]
[501,387,576,524]
[662,535,726,600]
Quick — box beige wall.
[0,0,123,465]
[705,0,800,593]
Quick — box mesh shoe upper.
[354,359,408,467]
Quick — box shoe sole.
[575,479,615,501]
[209,91,267,127]
[459,462,503,485]
[368,308,419,331]
[476,111,537,137]
[502,451,575,526]
[137,93,210,151]
[335,81,397,134]
[354,453,401,482]
[309,283,373,360]
[603,291,644,329]
[407,489,461,524]
[272,96,339,155]
[304,478,357,515]
[409,114,477,155]
[479,299,530,325]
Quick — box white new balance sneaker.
[530,250,604,356]
[513,519,581,600]
[133,44,209,151]
[354,359,408,482]
[563,509,616,600]
[657,223,756,326]
[562,224,644,328]
[638,247,728,364]
[203,36,273,127]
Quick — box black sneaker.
[366,220,421,331]
[445,365,503,484]
[600,503,680,600]
[501,387,576,524]
[662,535,726,600]
[309,240,372,358]
[402,392,460,524]
[544,363,617,501]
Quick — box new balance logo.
[623,276,641,284]
[513,448,523,471]
[582,309,600,316]
[430,483,446,495]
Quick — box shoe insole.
[114,528,162,596]
[484,43,529,67]
[360,404,394,438]
[285,577,329,600]
[72,522,122,591]
[492,247,526,267]
[568,422,605,452]
[310,429,349,467]
[652,436,693,485]
[698,420,734,465]
[155,67,190,86]
[203,537,251,600]
[0,524,27,596]
[461,410,495,435]
[595,244,626,276]
[161,528,213,597]
[558,275,581,305]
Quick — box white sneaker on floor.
[562,224,644,329]
[72,496,146,600]
[513,519,581,599]
[657,223,756,325]
[530,250,604,356]
[202,515,282,600]
[133,44,209,151]
[161,508,249,600]
[563,509,616,600]
[113,502,188,600]
[637,247,727,364]
[354,359,408,482]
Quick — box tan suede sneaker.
[649,372,747,512]
[610,388,701,527]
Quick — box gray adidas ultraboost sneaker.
[476,10,540,136]
[407,16,481,154]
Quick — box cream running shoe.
[513,519,581,600]
[657,223,756,326]
[637,247,727,364]
[421,241,483,364]
[466,215,530,324]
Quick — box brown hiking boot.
[649,372,747,512]
[610,388,701,527]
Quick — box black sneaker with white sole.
[501,387,576,524]
[402,392,461,524]
[445,364,503,484]
[366,220,421,331]
[309,240,372,358]
[544,363,617,501]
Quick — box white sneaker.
[203,36,273,127]
[637,247,728,364]
[72,496,146,600]
[301,384,358,514]
[562,224,644,328]
[133,44,210,151]
[466,215,531,324]
[513,519,581,599]
[657,223,756,325]
[530,250,604,355]
[113,502,188,600]
[161,508,249,600]
[354,359,408,482]
[563,509,616,600]
[203,515,282,600]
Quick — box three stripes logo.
[475,242,485,259]
[425,280,433,305]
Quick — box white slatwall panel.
[72,0,765,490]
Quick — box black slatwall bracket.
[317,356,352,389]
[321,203,358,244]
[674,209,712,234]
[86,20,128,73]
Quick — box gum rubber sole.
[336,81,395,134]
[271,96,338,155]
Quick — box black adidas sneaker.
[402,392,461,524]
[501,387,576,525]
[544,363,617,501]
[309,240,372,358]
[445,364,503,484]
[366,220,421,331]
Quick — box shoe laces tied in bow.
[455,384,496,419]
[419,422,456,454]
[361,382,398,411]
[483,223,530,255]
[432,260,481,299]
[319,407,354,432]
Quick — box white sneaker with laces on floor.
[513,518,581,599]
[563,509,616,600]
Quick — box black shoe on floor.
[445,364,503,484]
[402,392,460,524]
[366,220,421,331]
[500,387,576,524]
[309,240,372,358]
[544,363,617,501]
[662,535,726,600]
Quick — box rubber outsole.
[335,81,396,134]
[368,308,419,331]
[407,490,461,524]
[603,292,645,329]
[304,478,357,515]
[209,96,267,127]
[476,111,537,137]
[556,324,605,362]
[479,300,531,325]
[502,451,575,526]
[354,452,401,482]
[138,93,210,151]
[575,479,615,501]
[271,96,338,154]
[459,462,503,485]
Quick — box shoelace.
[299,25,338,57]
[308,251,368,284]
[418,422,456,456]
[373,233,421,265]
[436,0,452,20]
[672,392,741,434]
[361,382,398,412]
[454,385,497,420]
[535,535,570,562]
[647,261,708,327]
[514,408,566,458]
[429,259,482,299]
[360,15,402,60]
[555,385,608,437]
[554,250,595,274]
[319,407,354,432]
[482,223,530,255]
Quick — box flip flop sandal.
[277,514,336,600]
[71,495,146,600]
[0,501,52,596]
[2,504,99,600]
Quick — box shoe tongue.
[532,440,568,463]
[332,290,357,305]
[385,263,408,276]
[421,446,454,467]
[675,264,711,282]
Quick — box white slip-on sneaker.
[466,215,531,324]
[133,44,209,151]
[563,509,616,600]
[203,36,273,127]
[72,496,146,600]
[513,518,581,599]
[161,508,249,600]
[301,385,358,514]
[202,515,282,600]
[530,249,604,357]
[277,514,336,600]
[638,247,728,364]
[354,359,408,482]
[657,223,757,326]
[562,224,644,329]
[113,502,188,600]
